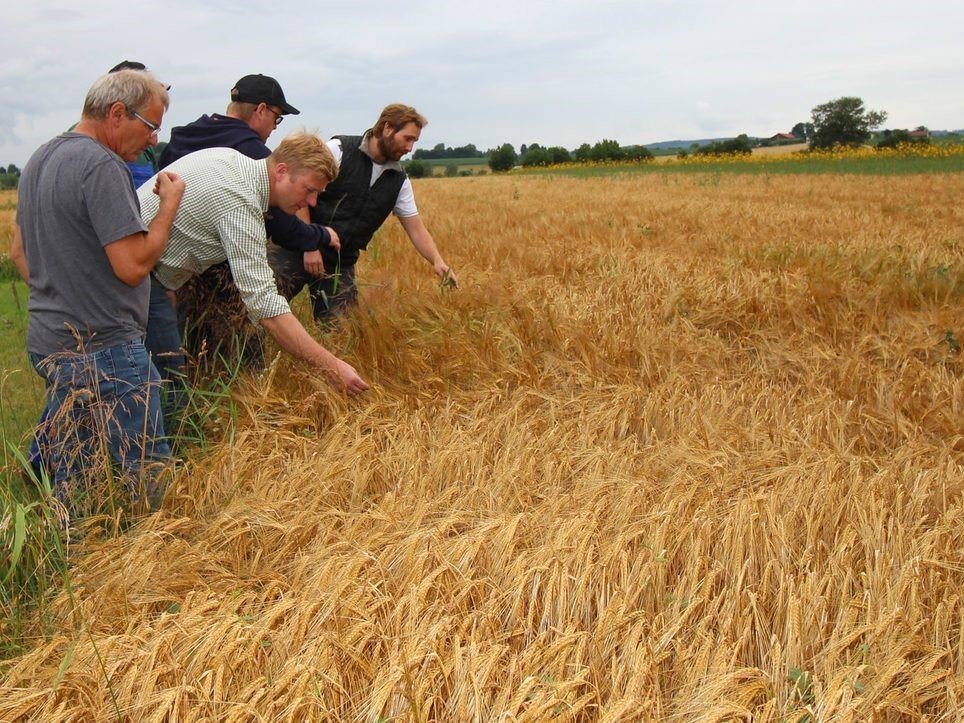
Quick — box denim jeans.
[30,339,171,511]
[145,274,188,438]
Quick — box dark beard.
[377,133,402,162]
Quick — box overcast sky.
[1,0,962,167]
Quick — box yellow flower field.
[2,170,964,720]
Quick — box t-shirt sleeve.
[85,158,149,247]
[394,178,419,217]
[327,138,343,165]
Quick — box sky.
[1,0,962,167]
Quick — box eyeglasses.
[127,107,161,137]
[264,105,284,128]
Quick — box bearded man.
[268,104,458,321]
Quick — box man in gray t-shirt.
[19,134,153,356]
[11,70,184,513]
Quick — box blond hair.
[269,130,339,181]
[226,101,258,120]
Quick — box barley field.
[3,169,964,720]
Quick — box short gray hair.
[82,69,170,120]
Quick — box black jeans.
[267,243,358,322]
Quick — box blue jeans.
[145,275,187,438]
[30,339,171,511]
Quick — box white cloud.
[2,0,962,166]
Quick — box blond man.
[141,130,368,434]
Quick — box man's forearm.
[143,195,180,266]
[266,209,329,252]
[11,224,29,281]
[260,312,370,395]
[260,312,340,370]
[400,215,444,265]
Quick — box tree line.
[2,96,939,186]
[0,163,20,190]
[409,96,937,176]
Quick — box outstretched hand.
[436,263,458,289]
[332,359,370,395]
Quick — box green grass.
[521,153,964,177]
[0,278,43,451]
[420,157,488,167]
[0,261,245,663]
[0,335,243,664]
[0,272,60,664]
[0,270,61,665]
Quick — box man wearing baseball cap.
[160,73,299,166]
[154,74,336,378]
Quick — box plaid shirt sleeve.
[216,205,291,321]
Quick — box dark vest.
[310,134,406,266]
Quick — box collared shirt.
[138,147,290,321]
[327,133,419,218]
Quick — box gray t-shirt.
[17,133,150,356]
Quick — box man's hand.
[261,312,370,395]
[303,250,325,277]
[325,226,341,252]
[332,359,370,395]
[154,171,185,206]
[435,262,458,289]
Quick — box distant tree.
[590,139,623,162]
[519,144,527,157]
[0,163,19,189]
[414,143,446,160]
[488,143,518,173]
[451,143,482,158]
[414,143,484,160]
[574,143,592,162]
[445,163,459,177]
[695,134,753,156]
[875,128,930,150]
[810,96,887,149]
[791,122,814,140]
[622,145,654,162]
[545,146,572,164]
[405,159,431,178]
[521,147,550,167]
